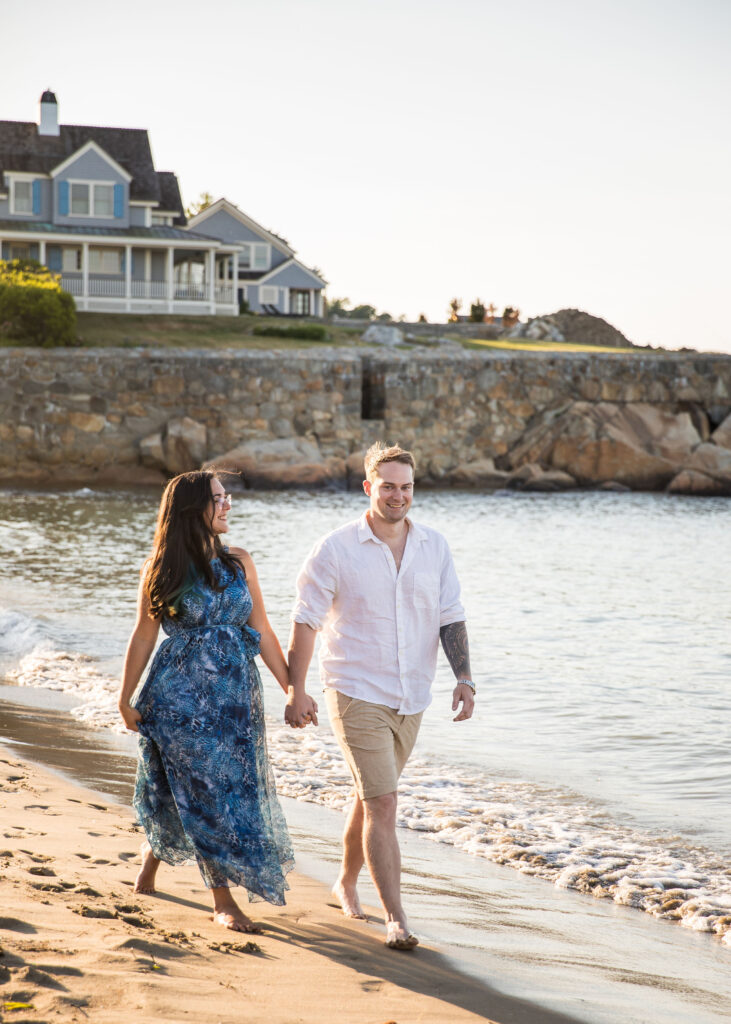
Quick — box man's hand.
[285,690,319,729]
[451,683,475,722]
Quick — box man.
[285,442,475,949]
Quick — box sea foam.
[5,631,731,947]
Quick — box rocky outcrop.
[206,438,345,489]
[361,325,404,347]
[139,417,207,476]
[505,403,704,489]
[538,308,633,348]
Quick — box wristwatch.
[457,678,476,694]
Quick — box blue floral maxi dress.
[133,558,294,904]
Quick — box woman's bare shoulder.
[228,546,255,572]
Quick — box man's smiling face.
[364,461,414,524]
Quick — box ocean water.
[1,486,731,1020]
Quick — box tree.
[470,299,486,323]
[0,258,76,346]
[350,304,376,320]
[448,298,461,322]
[375,311,393,322]
[326,297,351,317]
[185,191,215,219]
[417,313,428,323]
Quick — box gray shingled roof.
[0,219,221,243]
[0,119,183,210]
[156,171,187,226]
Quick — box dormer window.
[11,179,33,215]
[69,181,115,217]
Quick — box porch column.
[167,247,174,312]
[81,242,89,311]
[144,250,151,298]
[232,251,239,314]
[125,244,132,312]
[310,289,314,317]
[39,240,47,268]
[208,249,215,312]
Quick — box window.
[10,244,30,260]
[261,286,278,306]
[71,183,90,215]
[151,213,173,226]
[68,181,117,217]
[94,184,114,217]
[62,247,82,272]
[89,247,122,274]
[239,243,269,270]
[252,244,268,270]
[11,180,33,215]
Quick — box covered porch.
[0,222,241,316]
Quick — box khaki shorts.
[325,689,423,800]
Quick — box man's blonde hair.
[363,442,416,481]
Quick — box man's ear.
[363,478,371,496]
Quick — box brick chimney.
[39,89,59,136]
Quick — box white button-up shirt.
[292,512,465,715]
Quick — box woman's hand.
[285,690,319,729]
[119,702,142,733]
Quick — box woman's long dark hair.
[144,470,243,618]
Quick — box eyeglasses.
[211,494,232,508]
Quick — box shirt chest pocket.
[412,571,439,609]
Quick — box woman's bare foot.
[134,841,160,894]
[332,879,366,919]
[211,889,262,934]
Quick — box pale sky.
[4,0,730,351]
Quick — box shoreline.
[0,743,584,1024]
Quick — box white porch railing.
[60,276,234,305]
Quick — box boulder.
[449,458,510,488]
[507,317,565,342]
[361,325,404,347]
[711,412,731,449]
[683,442,731,485]
[667,470,731,496]
[506,463,576,492]
[206,438,345,489]
[138,417,207,475]
[506,402,702,490]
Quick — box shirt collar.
[356,510,427,544]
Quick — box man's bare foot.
[385,920,419,950]
[134,841,160,894]
[331,879,366,919]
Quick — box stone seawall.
[2,347,731,493]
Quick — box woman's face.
[207,477,232,536]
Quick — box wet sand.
[0,739,587,1024]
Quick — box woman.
[118,470,298,933]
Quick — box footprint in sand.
[0,917,37,933]
[86,803,108,812]
[93,859,111,865]
[73,885,103,898]
[28,865,56,877]
[117,852,138,862]
[75,853,92,860]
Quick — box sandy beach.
[0,747,585,1024]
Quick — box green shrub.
[252,323,328,341]
[0,259,77,346]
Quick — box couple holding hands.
[118,442,475,949]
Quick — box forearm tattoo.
[439,621,471,680]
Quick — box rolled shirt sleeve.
[292,539,338,631]
[438,540,465,627]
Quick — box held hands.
[119,702,142,733]
[452,683,475,722]
[284,690,319,730]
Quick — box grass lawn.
[461,337,639,354]
[72,313,366,349]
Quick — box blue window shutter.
[47,246,62,272]
[32,179,41,215]
[113,184,124,218]
[58,180,69,216]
